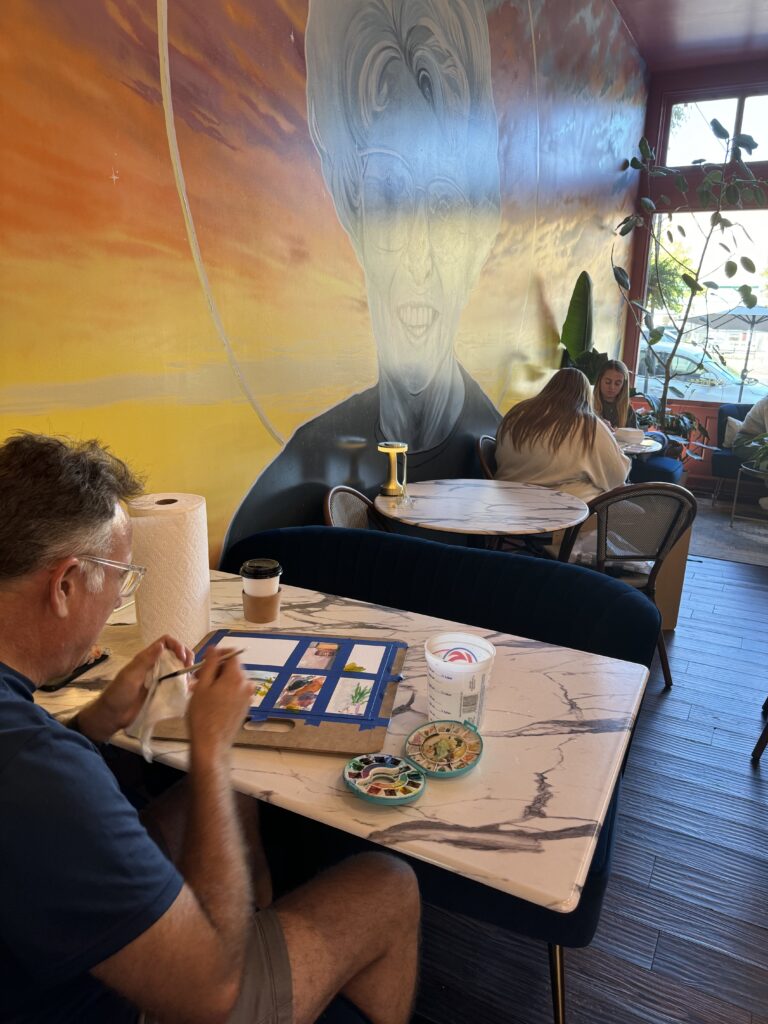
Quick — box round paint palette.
[343,753,426,805]
[403,720,483,778]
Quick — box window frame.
[622,61,768,381]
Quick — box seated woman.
[495,367,630,501]
[593,360,637,430]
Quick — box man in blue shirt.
[0,433,419,1024]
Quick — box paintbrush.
[157,648,245,683]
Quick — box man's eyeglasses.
[78,556,146,604]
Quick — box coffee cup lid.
[240,558,283,579]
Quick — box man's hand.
[75,636,193,744]
[186,648,251,765]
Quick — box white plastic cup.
[424,632,495,729]
[240,558,282,597]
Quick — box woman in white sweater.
[495,368,630,501]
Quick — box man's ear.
[48,558,82,619]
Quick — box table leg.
[730,468,743,528]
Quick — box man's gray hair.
[0,433,143,587]
[306,0,501,255]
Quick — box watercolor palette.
[403,720,483,778]
[343,753,426,805]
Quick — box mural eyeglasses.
[359,148,471,262]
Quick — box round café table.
[373,479,590,536]
[618,437,662,456]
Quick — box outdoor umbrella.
[690,305,768,401]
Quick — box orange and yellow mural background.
[0,0,646,557]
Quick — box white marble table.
[374,479,590,536]
[618,437,663,456]
[36,572,647,913]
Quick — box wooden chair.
[477,434,497,479]
[323,485,386,531]
[558,482,697,688]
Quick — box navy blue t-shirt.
[0,664,184,1022]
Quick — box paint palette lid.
[343,753,426,805]
[403,720,483,778]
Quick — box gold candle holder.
[377,441,408,498]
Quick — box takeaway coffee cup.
[240,559,282,623]
[424,632,495,730]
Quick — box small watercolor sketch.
[326,676,373,717]
[343,644,386,675]
[235,637,298,667]
[297,641,338,671]
[247,671,277,708]
[274,674,324,712]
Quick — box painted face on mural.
[358,67,476,397]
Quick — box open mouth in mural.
[398,303,438,340]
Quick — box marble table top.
[619,437,663,456]
[374,479,590,536]
[36,571,647,913]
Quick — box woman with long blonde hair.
[495,367,630,500]
[593,359,637,429]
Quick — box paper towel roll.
[128,493,211,649]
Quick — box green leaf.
[681,273,702,293]
[724,261,737,278]
[677,225,687,237]
[725,183,740,205]
[658,194,671,206]
[710,211,721,227]
[643,312,654,330]
[613,265,630,291]
[619,158,630,171]
[574,349,609,385]
[710,118,730,140]
[733,133,757,154]
[738,284,753,300]
[741,256,756,273]
[719,242,731,252]
[704,169,723,184]
[630,156,644,170]
[675,174,688,193]
[618,221,635,236]
[666,230,674,244]
[742,187,754,203]
[639,136,654,159]
[745,293,758,309]
[702,280,719,289]
[639,197,656,212]
[649,170,667,177]
[647,327,664,344]
[691,158,705,165]
[719,217,733,228]
[631,300,651,313]
[560,271,594,361]
[753,185,766,205]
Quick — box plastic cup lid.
[403,720,483,778]
[239,558,283,579]
[343,753,426,805]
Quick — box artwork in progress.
[146,629,409,754]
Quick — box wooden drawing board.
[149,629,408,754]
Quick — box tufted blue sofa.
[222,527,659,1023]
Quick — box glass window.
[743,94,768,146]
[666,98,739,166]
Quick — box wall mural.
[0,0,646,556]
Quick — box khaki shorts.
[141,906,293,1024]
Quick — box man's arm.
[72,635,193,744]
[91,650,255,1024]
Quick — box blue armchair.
[711,402,753,505]
[223,527,660,1024]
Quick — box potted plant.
[540,270,610,383]
[612,120,767,457]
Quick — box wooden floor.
[415,555,768,1024]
